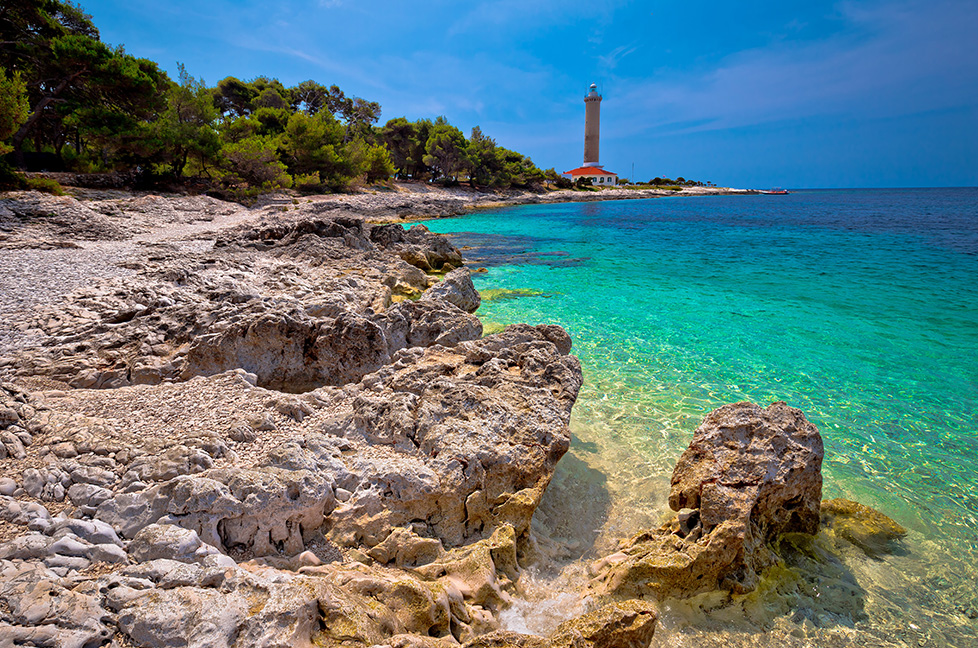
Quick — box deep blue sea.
[420,188,978,645]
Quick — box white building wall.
[561,173,618,186]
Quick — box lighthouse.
[583,83,601,167]
[563,83,618,186]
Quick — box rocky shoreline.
[0,187,909,647]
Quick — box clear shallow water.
[419,188,978,645]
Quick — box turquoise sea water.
[420,188,978,645]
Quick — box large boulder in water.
[590,401,823,598]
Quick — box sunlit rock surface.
[590,402,824,599]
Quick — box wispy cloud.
[365,50,557,122]
[609,0,978,137]
[598,44,639,70]
[448,0,623,36]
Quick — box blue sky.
[83,0,977,188]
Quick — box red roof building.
[562,166,619,185]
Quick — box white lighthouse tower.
[563,83,618,186]
[583,83,602,167]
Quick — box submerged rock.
[820,498,907,558]
[591,401,824,599]
[479,288,553,303]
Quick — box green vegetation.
[625,184,683,191]
[0,68,29,158]
[1,0,545,195]
[618,176,719,192]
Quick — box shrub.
[24,176,65,195]
[293,172,325,193]
[222,136,292,189]
[0,170,65,194]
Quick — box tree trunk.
[11,70,86,168]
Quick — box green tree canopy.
[381,117,418,178]
[0,67,29,157]
[283,110,347,187]
[213,76,257,117]
[140,63,220,177]
[1,1,168,166]
[290,80,327,115]
[466,126,506,187]
[423,120,467,181]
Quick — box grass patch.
[0,170,64,195]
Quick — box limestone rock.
[1,497,51,526]
[464,632,549,648]
[21,467,71,502]
[0,533,55,560]
[6,212,468,392]
[1,430,26,459]
[548,600,657,648]
[324,324,581,550]
[129,523,220,564]
[463,600,657,648]
[0,562,113,645]
[116,586,250,648]
[367,526,447,567]
[591,402,823,598]
[98,467,335,557]
[66,482,113,508]
[389,298,483,348]
[183,310,394,391]
[48,517,122,546]
[373,222,464,271]
[424,268,482,314]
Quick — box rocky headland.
[0,187,909,647]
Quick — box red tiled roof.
[563,166,617,176]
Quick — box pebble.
[48,534,91,557]
[0,477,16,496]
[88,543,128,564]
[66,482,113,508]
[43,554,90,571]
